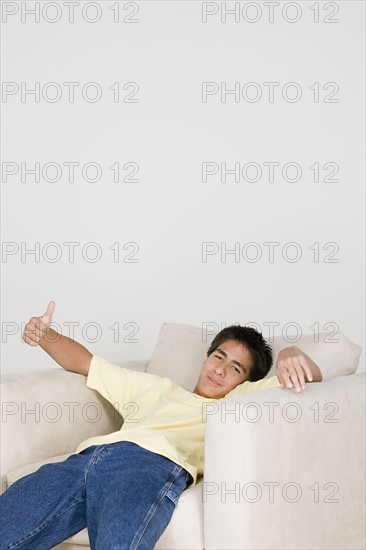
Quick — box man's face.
[192,339,253,399]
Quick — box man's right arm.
[23,301,92,376]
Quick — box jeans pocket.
[165,469,192,507]
[165,489,179,506]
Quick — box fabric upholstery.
[204,373,366,550]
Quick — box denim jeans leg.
[0,445,102,550]
[130,466,191,550]
[85,441,192,550]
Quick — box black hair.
[206,325,273,381]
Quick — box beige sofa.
[1,323,365,549]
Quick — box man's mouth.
[207,375,222,386]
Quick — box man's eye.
[214,355,222,359]
[232,366,240,373]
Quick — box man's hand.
[23,301,56,346]
[22,301,92,376]
[276,346,323,392]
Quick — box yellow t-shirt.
[75,355,281,486]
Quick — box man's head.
[192,325,273,399]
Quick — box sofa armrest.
[203,374,366,550]
[0,359,149,489]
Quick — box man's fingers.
[23,318,47,344]
[23,304,55,347]
[291,368,305,391]
[32,319,46,337]
[34,321,45,338]
[276,348,315,392]
[288,358,311,391]
[276,365,292,389]
[41,300,55,324]
[284,371,301,391]
[277,360,306,391]
[23,335,38,346]
[282,362,297,389]
[299,356,313,381]
[287,357,305,391]
[277,373,286,388]
[23,328,40,343]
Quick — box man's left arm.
[276,346,323,392]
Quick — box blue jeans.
[0,441,193,550]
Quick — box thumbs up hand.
[40,301,55,325]
[23,301,56,347]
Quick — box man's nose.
[214,362,227,376]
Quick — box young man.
[0,302,322,550]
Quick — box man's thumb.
[41,301,55,324]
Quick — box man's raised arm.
[22,301,92,376]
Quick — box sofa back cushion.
[147,323,362,392]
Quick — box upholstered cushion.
[147,323,362,391]
[5,454,204,550]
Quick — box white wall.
[1,1,364,373]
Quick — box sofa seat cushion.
[5,453,204,550]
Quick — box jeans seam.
[130,464,184,550]
[5,495,86,550]
[84,444,113,484]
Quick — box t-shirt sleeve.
[226,375,281,398]
[86,355,150,409]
